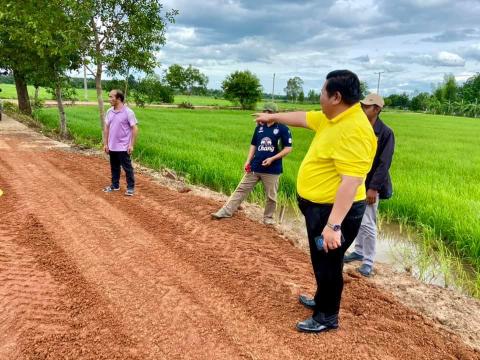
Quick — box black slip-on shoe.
[298,294,316,311]
[296,316,338,333]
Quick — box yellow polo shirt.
[297,103,377,203]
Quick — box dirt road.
[0,116,478,359]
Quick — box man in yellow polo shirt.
[255,70,376,333]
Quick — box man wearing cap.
[344,93,395,277]
[255,70,376,333]
[211,103,292,225]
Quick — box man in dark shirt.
[211,103,292,225]
[344,93,395,276]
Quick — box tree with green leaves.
[184,66,209,95]
[298,90,305,103]
[165,64,208,95]
[164,64,184,92]
[284,76,303,103]
[443,74,458,102]
[433,74,457,103]
[458,73,480,103]
[410,92,430,112]
[307,89,318,103]
[132,74,174,107]
[385,93,410,109]
[103,75,138,96]
[222,70,263,110]
[0,0,89,136]
[0,3,38,115]
[360,81,369,99]
[82,0,177,130]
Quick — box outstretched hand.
[253,113,274,126]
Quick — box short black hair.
[325,70,361,105]
[113,89,125,102]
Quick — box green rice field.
[0,83,103,101]
[34,106,480,281]
[0,83,319,110]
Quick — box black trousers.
[109,151,135,190]
[297,196,366,319]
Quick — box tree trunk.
[34,86,39,104]
[124,68,129,103]
[13,70,32,115]
[83,64,89,101]
[95,64,105,131]
[55,82,67,138]
[92,18,105,139]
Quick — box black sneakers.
[344,251,363,263]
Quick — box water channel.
[278,205,477,296]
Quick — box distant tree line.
[282,77,369,104]
[385,73,480,117]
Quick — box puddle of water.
[278,204,476,294]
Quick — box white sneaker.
[103,185,120,192]
[211,208,231,219]
[263,218,276,225]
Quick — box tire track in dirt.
[0,218,69,359]
[43,149,479,360]
[0,183,144,359]
[0,145,299,358]
[0,129,479,359]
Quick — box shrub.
[177,101,194,109]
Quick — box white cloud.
[436,51,465,66]
[167,27,197,43]
[412,51,466,67]
[155,0,480,94]
[462,43,480,60]
[327,0,382,26]
[401,0,451,8]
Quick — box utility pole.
[374,71,385,94]
[124,67,130,104]
[83,64,88,101]
[272,73,275,102]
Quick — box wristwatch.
[326,222,341,232]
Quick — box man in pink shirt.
[102,89,138,196]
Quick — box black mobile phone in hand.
[314,234,345,251]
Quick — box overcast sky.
[158,0,480,96]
